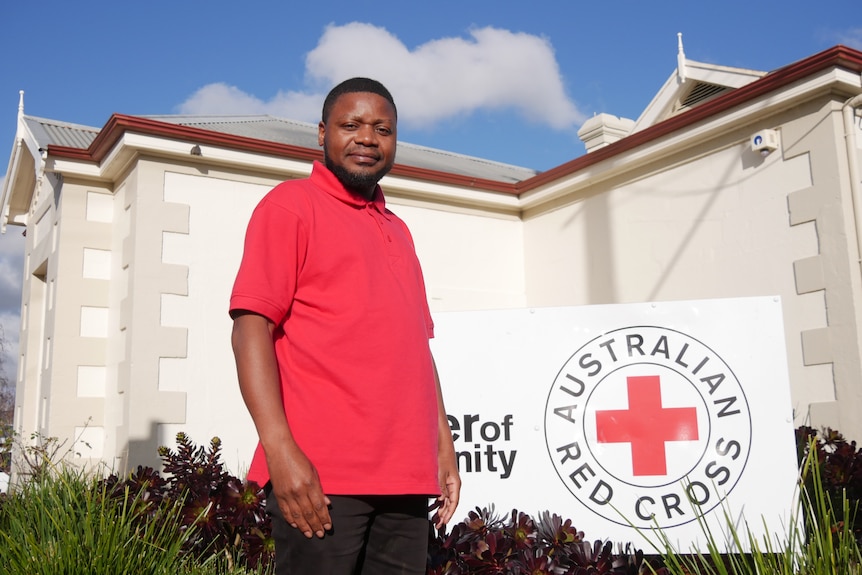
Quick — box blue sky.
[0,0,860,371]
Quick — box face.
[318,92,397,199]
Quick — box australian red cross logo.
[544,326,752,529]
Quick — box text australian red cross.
[595,375,698,476]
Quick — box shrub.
[796,426,862,544]
[103,432,273,572]
[6,426,862,574]
[427,505,660,574]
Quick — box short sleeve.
[229,197,308,326]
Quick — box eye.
[376,126,392,136]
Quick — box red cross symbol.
[595,375,699,476]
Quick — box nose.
[354,125,377,146]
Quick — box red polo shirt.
[230,162,439,496]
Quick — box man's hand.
[267,444,332,538]
[431,354,461,529]
[434,450,461,529]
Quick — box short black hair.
[321,77,397,123]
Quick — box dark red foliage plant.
[426,505,661,575]
[102,432,273,570]
[795,425,862,544]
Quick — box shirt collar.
[310,161,387,212]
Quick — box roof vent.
[675,81,728,113]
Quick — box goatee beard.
[324,153,390,198]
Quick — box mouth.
[347,150,380,166]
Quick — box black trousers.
[266,489,430,575]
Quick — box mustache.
[346,147,381,159]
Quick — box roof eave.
[46,115,521,196]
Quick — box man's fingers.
[435,495,455,527]
[303,506,325,538]
[283,494,332,538]
[434,476,461,528]
[316,498,333,532]
[305,497,333,537]
[283,501,313,538]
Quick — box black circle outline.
[543,325,754,528]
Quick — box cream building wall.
[16,155,284,474]
[393,203,526,312]
[522,93,862,437]
[157,168,275,473]
[16,173,114,466]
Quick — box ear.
[318,121,326,147]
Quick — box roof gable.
[633,36,766,133]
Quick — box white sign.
[431,297,799,552]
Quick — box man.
[230,77,460,574]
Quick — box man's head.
[321,77,397,124]
[318,78,397,199]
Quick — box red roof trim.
[47,115,521,194]
[48,114,323,163]
[46,46,862,197]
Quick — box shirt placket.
[365,203,402,268]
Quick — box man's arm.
[231,311,332,538]
[431,354,461,528]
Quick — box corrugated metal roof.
[149,115,321,149]
[26,113,538,184]
[148,114,538,183]
[23,116,99,149]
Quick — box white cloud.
[177,83,323,124]
[177,23,584,131]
